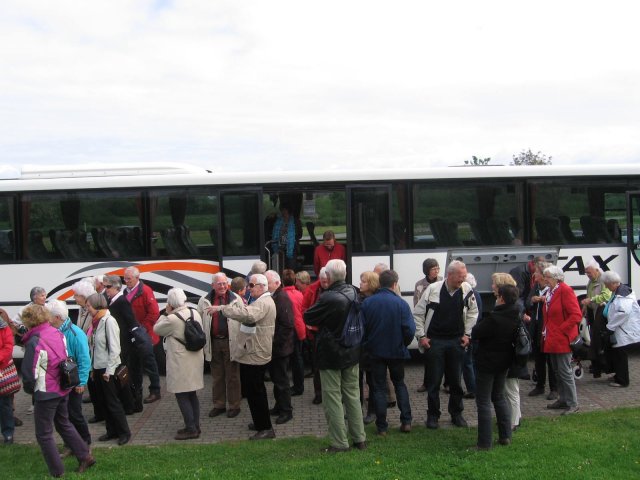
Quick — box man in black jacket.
[304,259,367,453]
[265,270,295,425]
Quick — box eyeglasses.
[248,283,265,288]
[103,285,113,288]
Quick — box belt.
[213,336,228,340]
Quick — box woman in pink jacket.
[542,265,582,415]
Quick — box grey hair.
[325,259,347,283]
[86,292,108,310]
[373,263,390,274]
[600,270,621,285]
[212,272,228,283]
[124,266,140,278]
[250,273,268,287]
[105,275,122,289]
[30,286,46,302]
[465,272,477,288]
[544,265,565,282]
[265,270,281,284]
[318,267,328,280]
[93,275,105,286]
[446,260,467,275]
[167,288,187,308]
[585,260,603,272]
[73,280,96,298]
[250,261,268,275]
[45,299,68,320]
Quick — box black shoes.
[426,416,439,429]
[451,415,468,428]
[312,395,322,405]
[209,407,226,417]
[275,413,293,425]
[118,434,131,446]
[143,393,161,404]
[250,429,276,440]
[98,433,118,442]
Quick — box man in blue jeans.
[413,260,479,429]
[362,270,416,435]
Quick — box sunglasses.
[103,285,113,288]
[248,283,264,288]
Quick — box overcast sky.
[1,0,639,172]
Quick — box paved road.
[11,352,640,446]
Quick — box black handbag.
[114,364,130,388]
[59,356,80,389]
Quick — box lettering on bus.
[558,255,618,275]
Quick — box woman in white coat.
[601,271,640,388]
[154,288,204,440]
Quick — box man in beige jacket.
[210,273,276,440]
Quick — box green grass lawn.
[3,407,639,479]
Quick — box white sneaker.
[27,405,34,415]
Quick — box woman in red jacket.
[542,265,582,415]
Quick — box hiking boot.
[426,416,439,429]
[452,415,468,428]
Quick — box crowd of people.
[1,232,640,473]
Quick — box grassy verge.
[3,407,639,479]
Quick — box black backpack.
[337,288,364,348]
[174,308,206,352]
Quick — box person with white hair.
[542,265,582,415]
[46,300,92,451]
[73,280,97,334]
[154,288,205,440]
[413,260,479,430]
[580,260,612,378]
[304,259,367,453]
[601,271,640,388]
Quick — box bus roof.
[0,163,638,192]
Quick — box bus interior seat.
[534,216,567,245]
[430,218,463,247]
[0,230,14,258]
[161,227,185,256]
[607,219,622,243]
[580,216,612,244]
[486,218,514,245]
[176,225,199,256]
[117,226,144,257]
[557,215,577,243]
[92,227,112,257]
[104,228,124,257]
[27,230,55,260]
[469,218,492,245]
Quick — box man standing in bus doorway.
[313,231,347,276]
[413,260,478,430]
[580,261,612,378]
[123,267,162,405]
[198,272,243,419]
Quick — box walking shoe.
[98,433,118,442]
[290,387,304,396]
[417,384,427,393]
[546,390,558,400]
[88,416,104,424]
[4,436,13,445]
[178,426,201,434]
[353,441,368,450]
[451,415,468,428]
[77,455,96,473]
[13,416,23,427]
[143,393,161,404]
[609,382,625,388]
[363,414,375,425]
[426,416,439,429]
[269,407,280,416]
[463,392,475,399]
[498,438,512,446]
[561,406,580,415]
[387,401,396,408]
[547,400,568,410]
[312,395,322,405]
[275,413,293,425]
[226,409,241,418]
[27,405,34,415]
[250,429,276,440]
[175,430,200,440]
[209,407,226,418]
[377,430,387,437]
[528,387,544,397]
[248,423,257,431]
[117,434,131,446]
[400,423,411,433]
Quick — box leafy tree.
[464,156,491,166]
[511,149,552,165]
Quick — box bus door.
[347,185,392,285]
[626,192,640,291]
[219,189,263,278]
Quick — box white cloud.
[1,0,639,170]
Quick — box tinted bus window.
[149,189,218,258]
[0,196,15,260]
[221,192,260,256]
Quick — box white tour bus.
[2,162,640,356]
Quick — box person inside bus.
[313,230,346,276]
[271,204,302,271]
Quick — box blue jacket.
[362,288,416,359]
[59,317,91,387]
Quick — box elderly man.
[580,260,612,378]
[123,267,161,404]
[198,272,242,419]
[265,270,295,425]
[413,260,479,429]
[46,300,92,451]
[210,274,276,440]
[362,269,416,435]
[304,259,367,453]
[313,230,347,276]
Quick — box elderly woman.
[542,265,582,415]
[601,271,640,388]
[359,271,380,424]
[72,279,97,334]
[20,305,94,476]
[86,293,131,445]
[154,288,204,440]
[0,310,16,444]
[491,272,526,431]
